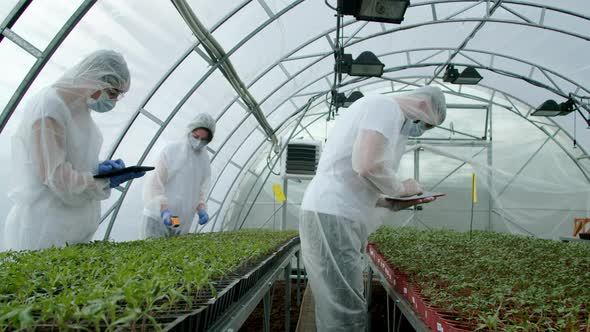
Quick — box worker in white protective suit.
[300,86,447,331]
[141,113,215,238]
[3,50,145,251]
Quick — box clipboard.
[93,166,155,179]
[385,192,446,203]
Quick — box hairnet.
[187,113,216,140]
[52,49,130,97]
[391,86,446,125]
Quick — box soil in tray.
[239,279,392,332]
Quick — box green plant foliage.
[369,226,590,331]
[0,230,298,331]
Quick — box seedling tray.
[368,226,590,331]
[0,230,299,331]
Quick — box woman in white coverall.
[3,50,145,251]
[300,86,447,331]
[141,113,215,238]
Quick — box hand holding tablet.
[93,166,155,179]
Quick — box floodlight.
[343,91,364,107]
[453,67,483,85]
[341,0,410,24]
[339,51,384,77]
[332,92,347,107]
[442,65,483,85]
[531,99,574,117]
[442,65,459,83]
[332,91,365,108]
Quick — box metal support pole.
[386,296,391,332]
[284,261,292,332]
[470,193,475,239]
[282,178,288,230]
[171,0,280,148]
[413,148,420,224]
[296,251,301,306]
[487,104,494,231]
[0,0,32,45]
[366,265,374,332]
[393,299,399,332]
[263,287,272,332]
[487,145,493,231]
[0,0,96,134]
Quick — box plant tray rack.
[367,243,471,332]
[158,236,300,332]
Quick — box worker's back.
[301,95,407,222]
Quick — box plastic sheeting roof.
[0,0,589,241]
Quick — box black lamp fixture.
[531,99,575,117]
[344,91,364,107]
[333,91,365,108]
[338,51,384,77]
[443,65,483,85]
[340,0,410,24]
[332,91,364,108]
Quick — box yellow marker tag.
[272,184,286,203]
[472,173,477,203]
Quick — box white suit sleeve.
[197,173,210,211]
[143,150,170,219]
[351,97,405,197]
[32,117,110,204]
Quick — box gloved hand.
[109,171,145,188]
[198,209,209,225]
[97,159,125,175]
[161,209,174,227]
[399,179,424,197]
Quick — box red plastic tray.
[367,243,472,332]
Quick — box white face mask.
[189,137,207,151]
[87,92,115,113]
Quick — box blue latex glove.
[198,209,209,225]
[161,209,174,227]
[97,159,125,175]
[109,171,145,188]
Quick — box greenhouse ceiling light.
[443,65,483,85]
[339,51,384,77]
[344,91,364,107]
[340,0,410,24]
[531,99,574,117]
[333,91,365,108]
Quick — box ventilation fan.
[280,138,322,179]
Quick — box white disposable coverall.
[300,86,446,331]
[3,50,131,251]
[141,113,215,238]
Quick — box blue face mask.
[409,122,427,137]
[189,137,207,151]
[402,120,429,137]
[87,92,115,113]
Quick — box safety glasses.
[104,88,125,101]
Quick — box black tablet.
[93,166,155,179]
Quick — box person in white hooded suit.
[299,86,447,331]
[3,50,145,251]
[142,113,215,238]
